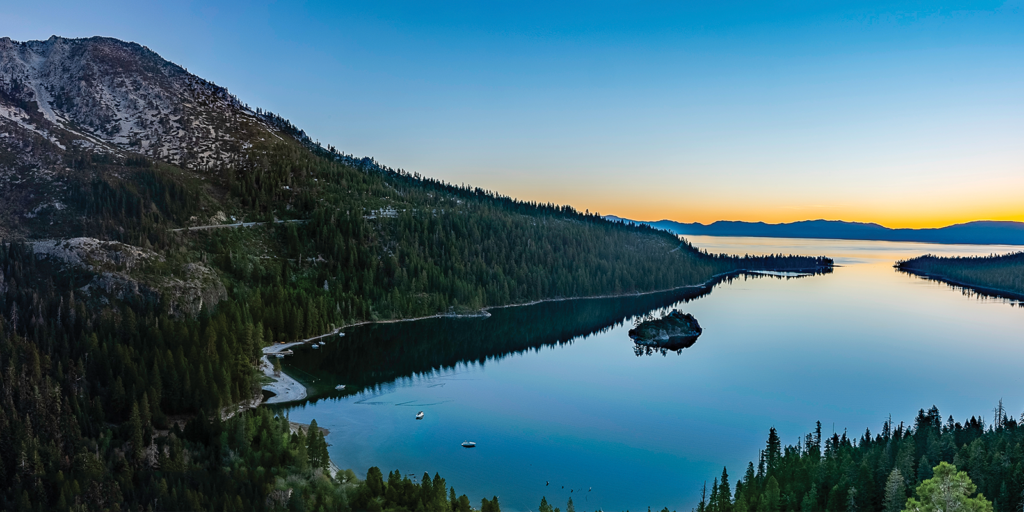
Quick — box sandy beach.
[261,341,309,403]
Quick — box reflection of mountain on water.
[283,271,831,398]
[627,271,829,357]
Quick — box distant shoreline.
[607,216,1024,247]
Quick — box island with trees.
[628,310,703,350]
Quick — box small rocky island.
[628,310,703,351]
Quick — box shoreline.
[896,267,1024,302]
[252,264,832,482]
[260,352,307,404]
[263,264,831,405]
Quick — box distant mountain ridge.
[604,217,1024,246]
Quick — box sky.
[2,1,1022,228]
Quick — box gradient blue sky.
[3,1,1022,227]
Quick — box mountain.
[0,35,283,238]
[604,217,1024,246]
[0,36,831,511]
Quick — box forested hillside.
[0,36,831,511]
[896,252,1024,300]
[702,404,1019,512]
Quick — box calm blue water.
[276,237,1024,511]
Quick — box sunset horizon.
[2,2,1022,511]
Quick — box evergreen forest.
[696,404,1021,512]
[896,252,1024,300]
[0,108,831,511]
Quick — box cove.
[273,236,1024,511]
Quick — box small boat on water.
[311,344,320,349]
[461,441,476,448]
[416,411,424,420]
[338,332,345,337]
[335,384,346,391]
[275,354,285,359]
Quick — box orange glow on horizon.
[487,185,1024,231]
[436,160,1024,232]
[614,208,1024,231]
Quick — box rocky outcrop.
[32,237,160,272]
[31,237,225,317]
[160,262,228,318]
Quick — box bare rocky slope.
[0,36,281,311]
[0,35,269,171]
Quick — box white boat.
[335,384,346,391]
[338,332,345,337]
[461,441,476,448]
[311,344,320,349]
[275,354,284,359]
[416,411,424,420]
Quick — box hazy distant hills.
[604,217,1024,246]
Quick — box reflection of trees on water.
[895,268,1024,308]
[285,270,834,396]
[630,270,831,357]
[633,339,698,357]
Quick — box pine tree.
[129,401,144,465]
[718,467,732,512]
[883,468,906,512]
[431,473,447,511]
[763,476,780,512]
[318,429,330,470]
[800,485,818,512]
[765,427,782,476]
[916,455,933,483]
[709,477,720,511]
[366,466,384,497]
[420,472,433,506]
[742,462,756,504]
[539,496,553,512]
[306,419,322,469]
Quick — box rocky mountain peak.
[0,35,296,238]
[0,35,275,170]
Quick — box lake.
[274,236,1024,511]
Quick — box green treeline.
[896,252,1024,299]
[220,140,833,323]
[699,404,1021,512]
[350,466,481,512]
